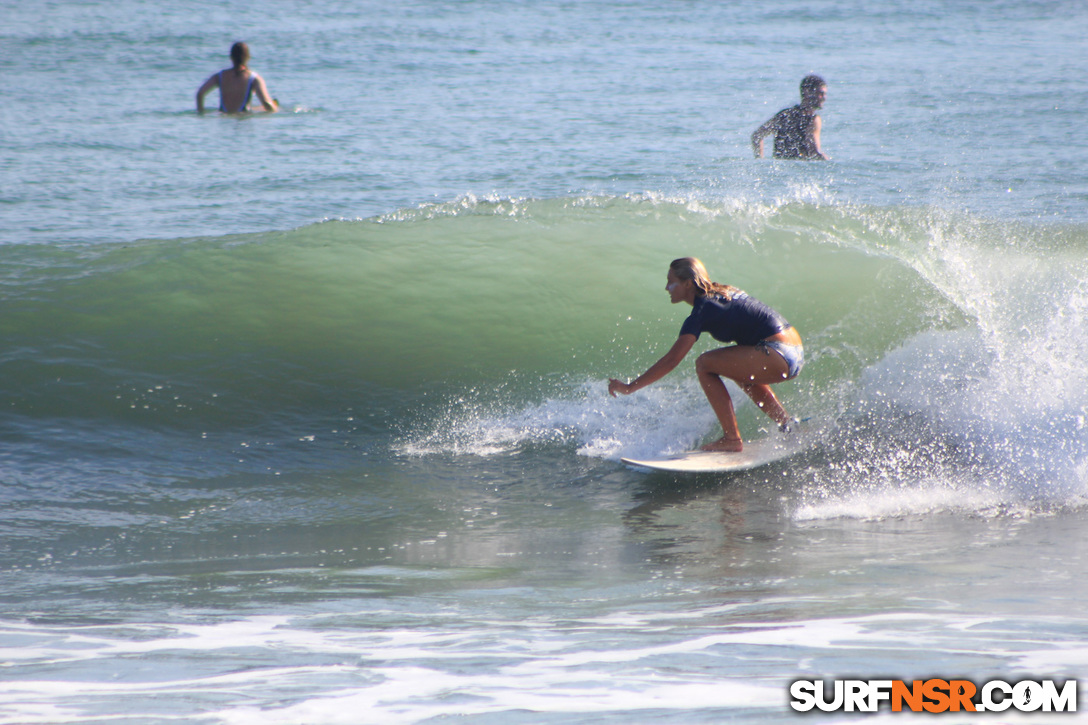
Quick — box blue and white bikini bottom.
[757,340,805,380]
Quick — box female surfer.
[196,42,278,114]
[608,257,803,452]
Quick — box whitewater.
[3,1,1088,723]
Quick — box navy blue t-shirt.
[679,292,790,346]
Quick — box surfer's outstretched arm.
[608,334,696,397]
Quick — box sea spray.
[3,194,1087,518]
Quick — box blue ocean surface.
[2,1,1088,722]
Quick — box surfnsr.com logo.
[790,679,1077,713]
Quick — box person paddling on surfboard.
[608,257,803,453]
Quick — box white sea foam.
[5,3,1088,724]
[397,378,720,461]
[3,607,1077,724]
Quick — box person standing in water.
[751,74,829,160]
[608,257,804,452]
[196,42,278,114]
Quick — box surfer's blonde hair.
[669,257,740,300]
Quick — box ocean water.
[3,0,1088,722]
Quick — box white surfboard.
[620,430,811,473]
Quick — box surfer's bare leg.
[695,346,792,451]
[739,382,791,428]
[697,369,743,452]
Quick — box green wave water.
[7,2,1088,721]
[4,193,1088,508]
[0,195,963,420]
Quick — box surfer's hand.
[608,378,631,397]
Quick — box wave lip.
[0,193,948,423]
[2,193,1088,519]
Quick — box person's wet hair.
[800,74,826,97]
[230,42,250,69]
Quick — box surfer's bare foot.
[700,437,743,453]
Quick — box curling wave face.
[4,193,1086,514]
